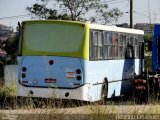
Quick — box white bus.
[17,20,144,101]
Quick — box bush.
[0,85,17,98]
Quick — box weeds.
[0,84,17,98]
[0,84,17,109]
[0,85,160,120]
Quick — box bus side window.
[133,35,139,58]
[103,31,112,59]
[90,30,103,60]
[125,34,134,58]
[138,35,144,58]
[118,33,126,58]
[90,31,94,60]
[97,31,103,59]
[112,32,118,59]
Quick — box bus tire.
[101,77,108,103]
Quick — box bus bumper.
[17,83,89,101]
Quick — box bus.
[17,20,144,102]
[152,24,160,72]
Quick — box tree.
[144,32,152,72]
[27,0,123,24]
[1,34,18,65]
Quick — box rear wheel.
[101,77,108,104]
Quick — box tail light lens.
[134,79,146,83]
[76,69,81,74]
[22,67,27,72]
[22,73,26,78]
[48,60,54,65]
[76,76,81,81]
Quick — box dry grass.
[1,103,160,120]
[0,84,160,120]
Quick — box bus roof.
[22,20,144,35]
[22,20,85,26]
[88,23,144,35]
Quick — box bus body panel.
[18,56,83,88]
[152,24,160,72]
[18,55,140,101]
[83,59,140,101]
[17,82,89,101]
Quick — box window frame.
[89,29,142,61]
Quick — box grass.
[1,98,160,120]
[0,82,17,109]
[0,84,17,98]
[0,83,160,120]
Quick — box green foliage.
[27,0,123,24]
[144,33,152,42]
[144,33,152,72]
[0,85,17,98]
[1,35,18,65]
[144,55,152,72]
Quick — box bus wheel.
[101,77,108,104]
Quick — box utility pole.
[148,0,151,24]
[130,0,133,28]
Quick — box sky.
[0,0,160,30]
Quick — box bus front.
[17,20,89,101]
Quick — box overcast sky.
[0,0,160,30]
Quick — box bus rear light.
[76,76,81,80]
[134,79,146,83]
[45,78,56,83]
[48,60,54,65]
[135,86,146,90]
[76,69,81,74]
[22,67,27,72]
[22,80,28,84]
[22,73,26,78]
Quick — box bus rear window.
[22,22,85,56]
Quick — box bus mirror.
[148,41,152,51]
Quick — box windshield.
[22,21,85,58]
